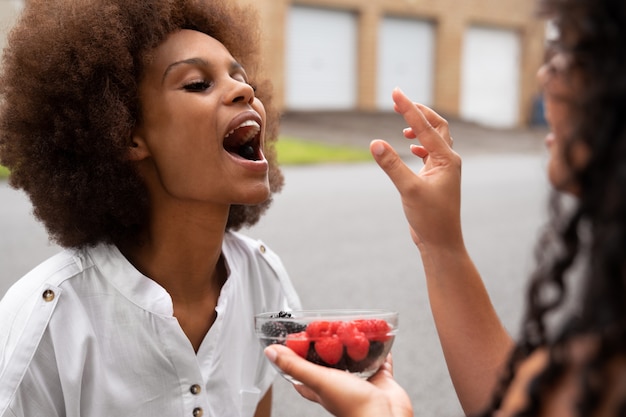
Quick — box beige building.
[240,0,547,128]
[0,0,546,127]
[0,0,22,50]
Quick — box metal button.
[190,384,201,395]
[42,289,55,302]
[192,407,203,417]
[259,245,266,254]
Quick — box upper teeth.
[225,120,261,142]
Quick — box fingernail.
[371,140,385,156]
[264,346,277,363]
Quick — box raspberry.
[336,321,358,341]
[285,332,310,358]
[305,321,334,339]
[314,336,343,365]
[345,333,370,361]
[354,319,391,342]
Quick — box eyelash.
[183,80,212,92]
[182,80,257,93]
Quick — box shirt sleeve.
[0,284,62,417]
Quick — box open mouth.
[223,120,262,161]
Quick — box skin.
[537,53,589,195]
[268,77,594,417]
[265,345,413,417]
[123,29,273,417]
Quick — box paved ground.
[0,111,551,417]
[279,110,547,157]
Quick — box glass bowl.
[255,309,398,382]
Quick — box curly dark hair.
[0,0,283,248]
[481,0,626,415]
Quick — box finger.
[293,383,323,404]
[414,102,451,140]
[392,88,451,154]
[410,144,429,159]
[405,127,453,148]
[385,353,394,375]
[370,140,420,194]
[265,345,334,392]
[403,128,417,139]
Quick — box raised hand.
[370,88,463,251]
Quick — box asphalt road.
[0,114,551,416]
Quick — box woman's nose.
[536,63,549,87]
[225,79,255,105]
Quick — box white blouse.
[0,231,301,417]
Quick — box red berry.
[354,319,391,342]
[306,320,334,339]
[286,332,310,358]
[336,321,358,340]
[346,333,370,361]
[314,336,343,365]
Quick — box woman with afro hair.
[0,0,300,416]
[263,0,626,415]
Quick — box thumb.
[370,140,417,194]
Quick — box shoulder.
[0,248,87,321]
[224,230,285,274]
[224,231,301,309]
[498,336,626,417]
[0,248,92,407]
[0,247,97,361]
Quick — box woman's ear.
[127,129,151,161]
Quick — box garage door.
[460,26,521,128]
[285,6,357,110]
[377,17,435,110]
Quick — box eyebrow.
[161,58,246,84]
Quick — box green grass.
[275,136,372,165]
[0,137,371,179]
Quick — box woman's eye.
[183,80,211,92]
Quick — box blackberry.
[261,321,287,344]
[346,341,386,373]
[269,311,292,318]
[306,343,325,365]
[367,341,385,359]
[278,320,307,334]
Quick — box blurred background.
[233,0,547,129]
[0,0,548,128]
[0,0,552,416]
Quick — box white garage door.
[285,6,357,110]
[377,17,435,110]
[460,26,521,128]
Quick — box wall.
[238,0,546,126]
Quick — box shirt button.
[42,289,55,302]
[192,407,203,417]
[259,245,266,254]
[190,384,201,395]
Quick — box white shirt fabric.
[0,231,301,417]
